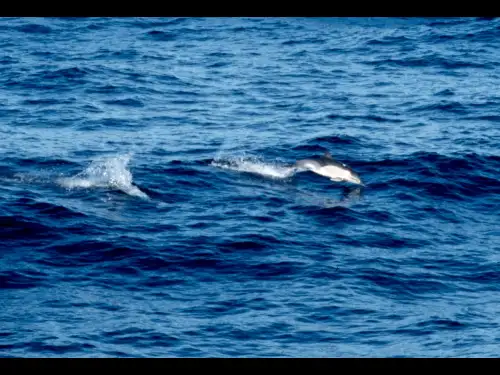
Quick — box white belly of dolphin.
[315,165,352,180]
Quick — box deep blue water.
[1,17,499,358]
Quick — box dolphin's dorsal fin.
[323,151,333,159]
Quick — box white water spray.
[57,153,149,199]
[211,154,297,180]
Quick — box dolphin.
[294,151,363,185]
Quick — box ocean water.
[0,17,499,358]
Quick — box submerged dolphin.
[294,151,363,185]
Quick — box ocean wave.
[434,89,455,96]
[129,18,189,29]
[364,55,490,70]
[16,24,52,34]
[360,269,451,298]
[363,151,500,173]
[366,35,414,46]
[0,56,18,65]
[409,101,469,114]
[12,197,87,220]
[102,98,144,108]
[463,26,500,42]
[327,113,405,123]
[0,270,48,289]
[39,67,90,80]
[38,240,141,269]
[145,30,177,41]
[358,231,431,249]
[84,84,129,94]
[464,115,500,121]
[282,38,326,46]
[218,233,284,252]
[427,18,471,27]
[0,215,62,241]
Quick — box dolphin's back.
[297,153,344,169]
[295,158,322,170]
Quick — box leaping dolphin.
[294,151,363,185]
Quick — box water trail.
[57,153,149,199]
[211,154,297,180]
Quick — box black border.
[0,7,499,364]
[1,3,499,17]
[2,356,474,369]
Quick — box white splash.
[57,153,149,199]
[211,154,297,180]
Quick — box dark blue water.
[1,17,499,358]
